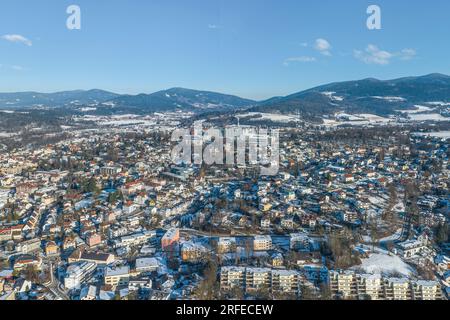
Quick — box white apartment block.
[246,267,272,291]
[220,266,246,290]
[64,261,97,290]
[329,271,442,300]
[253,235,272,251]
[217,237,237,254]
[220,267,301,295]
[104,266,130,287]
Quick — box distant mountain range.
[110,88,256,112]
[0,89,120,108]
[1,73,449,116]
[251,73,450,117]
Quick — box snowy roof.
[272,269,299,277]
[135,257,158,269]
[99,290,115,301]
[254,235,272,241]
[221,266,246,273]
[105,265,130,277]
[414,280,439,287]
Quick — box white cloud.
[208,24,220,29]
[1,34,32,46]
[314,38,332,56]
[11,65,25,71]
[398,48,416,60]
[354,44,417,65]
[354,44,392,65]
[0,64,26,71]
[283,56,317,66]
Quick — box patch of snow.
[379,229,402,243]
[426,101,450,106]
[412,131,450,139]
[237,112,300,123]
[397,105,434,114]
[371,96,406,102]
[408,113,449,122]
[322,92,344,102]
[353,252,415,277]
[80,107,97,112]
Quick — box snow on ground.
[412,131,450,139]
[321,92,344,101]
[335,113,362,121]
[368,196,386,206]
[98,119,156,126]
[408,113,449,122]
[353,250,415,277]
[323,114,393,127]
[237,112,300,123]
[371,96,406,102]
[379,229,402,243]
[0,132,17,138]
[397,105,434,114]
[426,101,450,106]
[80,107,97,112]
[356,114,392,123]
[394,200,405,212]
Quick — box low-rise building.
[105,266,130,287]
[253,235,272,251]
[64,262,97,290]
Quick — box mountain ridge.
[1,73,449,116]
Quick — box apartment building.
[15,238,41,255]
[135,257,159,274]
[64,261,97,290]
[384,278,411,300]
[272,270,300,294]
[412,280,442,300]
[220,266,246,290]
[329,271,442,300]
[180,241,207,262]
[104,266,130,287]
[114,230,157,249]
[246,268,272,292]
[357,274,383,300]
[220,267,301,295]
[253,235,272,251]
[330,270,357,299]
[396,239,427,258]
[161,228,180,252]
[217,237,236,254]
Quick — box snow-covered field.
[80,107,97,112]
[371,96,406,102]
[379,229,402,244]
[412,131,450,139]
[237,112,300,123]
[322,114,393,127]
[397,105,434,114]
[408,113,449,122]
[426,101,450,106]
[353,248,415,277]
[0,132,17,138]
[321,92,344,101]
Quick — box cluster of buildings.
[0,118,449,300]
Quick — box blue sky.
[0,0,449,100]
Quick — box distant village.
[0,115,449,301]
